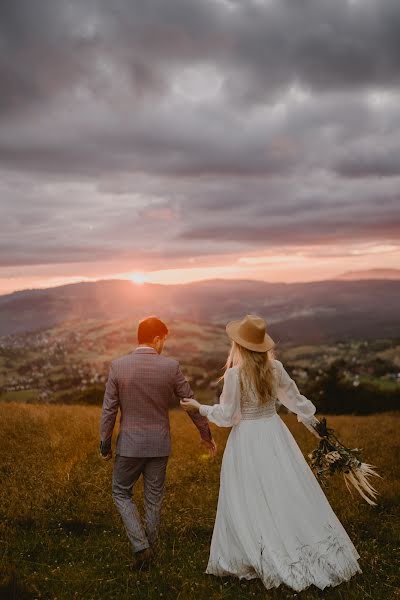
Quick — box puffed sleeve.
[198,367,241,427]
[275,360,321,437]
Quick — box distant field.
[0,404,399,600]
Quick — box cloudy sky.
[1,0,400,294]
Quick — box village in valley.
[1,318,399,413]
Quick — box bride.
[180,314,362,592]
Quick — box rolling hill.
[336,268,400,280]
[0,277,399,344]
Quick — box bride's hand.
[180,398,201,413]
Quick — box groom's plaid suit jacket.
[100,346,212,457]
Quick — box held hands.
[180,398,201,413]
[180,398,218,458]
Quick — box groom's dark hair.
[137,316,169,344]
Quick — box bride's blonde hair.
[219,340,278,404]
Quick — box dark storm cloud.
[2,0,400,113]
[0,1,99,115]
[334,148,400,178]
[180,213,400,246]
[1,0,400,269]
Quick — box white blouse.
[199,359,320,437]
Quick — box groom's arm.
[99,362,120,457]
[173,362,213,442]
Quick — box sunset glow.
[129,272,148,285]
[1,1,400,297]
[1,239,398,296]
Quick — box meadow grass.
[0,403,399,600]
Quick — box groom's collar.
[134,346,158,354]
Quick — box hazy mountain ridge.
[0,277,399,343]
[336,268,400,280]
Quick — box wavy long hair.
[219,340,278,404]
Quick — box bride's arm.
[181,367,241,427]
[275,360,321,438]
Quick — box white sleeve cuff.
[301,417,321,437]
[199,405,210,417]
[297,412,318,425]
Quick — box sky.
[1,0,400,295]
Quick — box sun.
[130,272,148,285]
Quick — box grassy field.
[0,404,399,600]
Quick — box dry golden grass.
[0,403,399,599]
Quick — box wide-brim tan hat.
[226,314,275,352]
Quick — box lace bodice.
[199,360,320,435]
[239,370,278,420]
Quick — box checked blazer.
[100,346,212,457]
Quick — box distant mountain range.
[336,268,400,280]
[1,276,399,344]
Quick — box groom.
[99,316,217,569]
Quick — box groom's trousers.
[112,454,169,553]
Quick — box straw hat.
[226,314,275,352]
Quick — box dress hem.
[204,523,363,592]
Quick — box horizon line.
[1,268,399,298]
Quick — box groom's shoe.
[131,547,154,571]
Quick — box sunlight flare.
[129,272,148,285]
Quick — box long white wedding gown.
[198,359,362,592]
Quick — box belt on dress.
[240,400,277,420]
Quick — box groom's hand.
[99,438,113,461]
[100,452,112,461]
[180,398,201,413]
[201,438,217,458]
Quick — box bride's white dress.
[198,359,362,592]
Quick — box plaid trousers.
[112,454,169,552]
